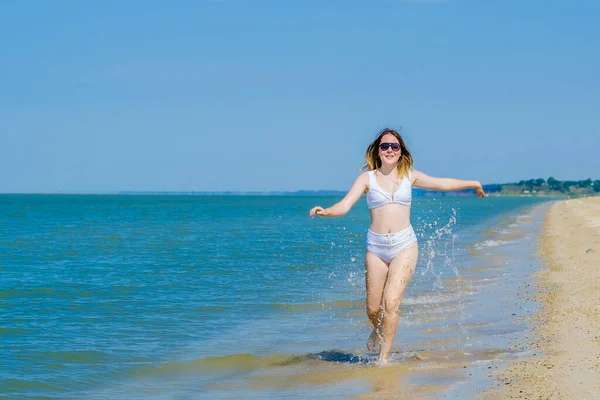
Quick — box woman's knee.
[383,299,401,316]
[366,304,381,320]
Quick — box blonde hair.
[362,128,413,178]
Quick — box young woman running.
[309,128,485,363]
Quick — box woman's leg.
[378,243,419,363]
[365,251,389,352]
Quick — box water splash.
[421,209,457,277]
[416,208,472,351]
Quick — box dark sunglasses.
[379,142,400,151]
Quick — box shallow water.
[0,195,550,398]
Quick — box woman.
[309,128,485,363]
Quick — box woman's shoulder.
[358,170,373,181]
[357,169,375,177]
[410,168,423,177]
[354,171,373,190]
[409,168,426,185]
[358,171,373,194]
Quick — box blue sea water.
[0,194,551,399]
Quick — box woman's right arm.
[309,172,369,218]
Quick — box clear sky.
[1,0,598,193]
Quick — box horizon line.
[0,188,472,195]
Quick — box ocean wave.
[129,352,314,378]
[403,293,459,306]
[473,239,516,249]
[268,299,363,311]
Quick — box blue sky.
[1,0,598,193]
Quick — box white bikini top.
[366,170,412,209]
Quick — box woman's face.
[378,133,401,167]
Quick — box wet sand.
[482,197,600,399]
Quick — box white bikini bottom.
[366,226,417,263]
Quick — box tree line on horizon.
[482,177,600,194]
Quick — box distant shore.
[481,197,600,398]
[0,190,580,198]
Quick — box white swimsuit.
[365,170,417,263]
[366,170,412,209]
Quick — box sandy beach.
[482,197,600,399]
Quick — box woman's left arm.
[412,169,485,197]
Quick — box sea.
[0,194,553,399]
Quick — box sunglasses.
[379,142,400,151]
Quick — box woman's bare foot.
[366,328,381,353]
[375,357,389,365]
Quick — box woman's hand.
[309,206,328,218]
[475,183,486,197]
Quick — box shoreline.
[481,197,600,398]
